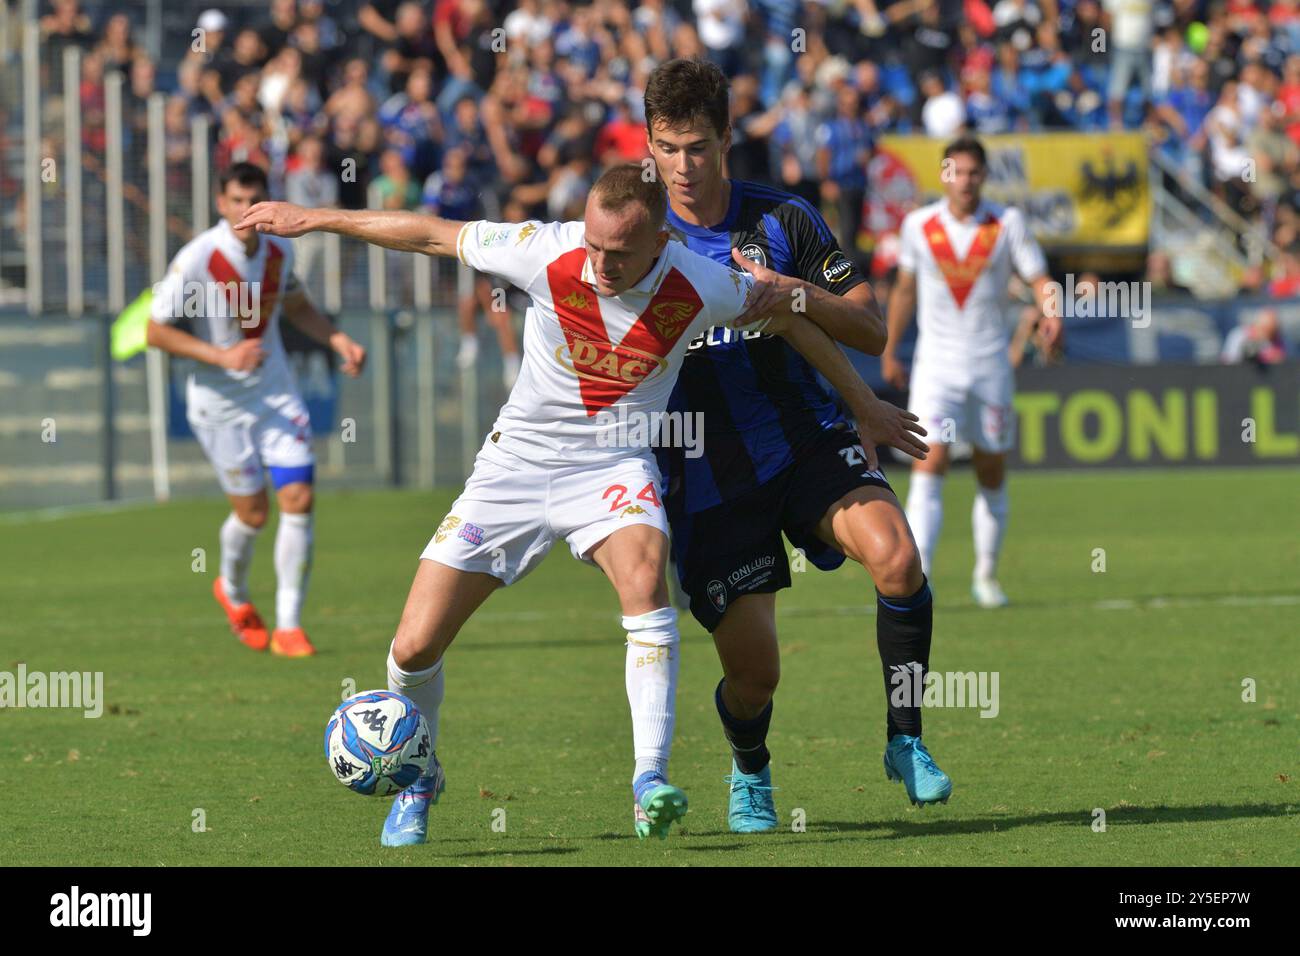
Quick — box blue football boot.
[381,755,446,846]
[883,735,952,806]
[725,760,778,833]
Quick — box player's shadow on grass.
[445,846,581,858]
[810,802,1295,839]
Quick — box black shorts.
[668,423,894,632]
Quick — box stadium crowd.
[14,0,1300,301]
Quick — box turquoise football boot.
[725,760,778,833]
[883,735,952,806]
[380,756,445,846]
[633,773,689,840]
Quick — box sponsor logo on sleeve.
[822,252,854,283]
[481,226,512,247]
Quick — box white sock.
[387,645,445,773]
[624,607,679,786]
[973,483,1008,580]
[274,511,313,630]
[905,471,944,578]
[220,513,261,605]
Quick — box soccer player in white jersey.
[882,138,1061,607]
[237,163,885,843]
[147,163,368,657]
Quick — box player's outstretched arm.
[711,261,928,466]
[767,310,928,467]
[236,202,467,259]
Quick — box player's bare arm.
[881,267,917,390]
[236,202,467,259]
[145,319,265,372]
[730,247,887,355]
[763,298,928,468]
[737,248,927,462]
[1009,304,1039,368]
[281,287,368,377]
[1027,273,1063,351]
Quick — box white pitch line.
[778,593,1300,616]
[0,498,160,525]
[11,593,1299,637]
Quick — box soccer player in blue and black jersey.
[644,59,952,831]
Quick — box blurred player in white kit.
[147,163,367,656]
[882,138,1060,607]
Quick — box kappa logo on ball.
[434,514,461,543]
[707,579,727,612]
[457,522,485,545]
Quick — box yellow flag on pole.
[110,288,152,360]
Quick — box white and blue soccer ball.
[325,691,431,796]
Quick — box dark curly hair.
[643,58,730,139]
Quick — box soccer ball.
[325,691,431,796]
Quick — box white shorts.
[189,393,315,496]
[909,365,1016,454]
[421,438,668,586]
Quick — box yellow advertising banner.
[876,133,1149,250]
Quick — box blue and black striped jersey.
[657,179,867,514]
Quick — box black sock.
[715,679,773,774]
[876,576,933,741]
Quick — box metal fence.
[0,306,515,512]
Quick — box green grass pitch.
[1,468,1296,866]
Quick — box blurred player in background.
[238,163,886,845]
[643,58,947,833]
[882,137,1060,608]
[147,162,367,657]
